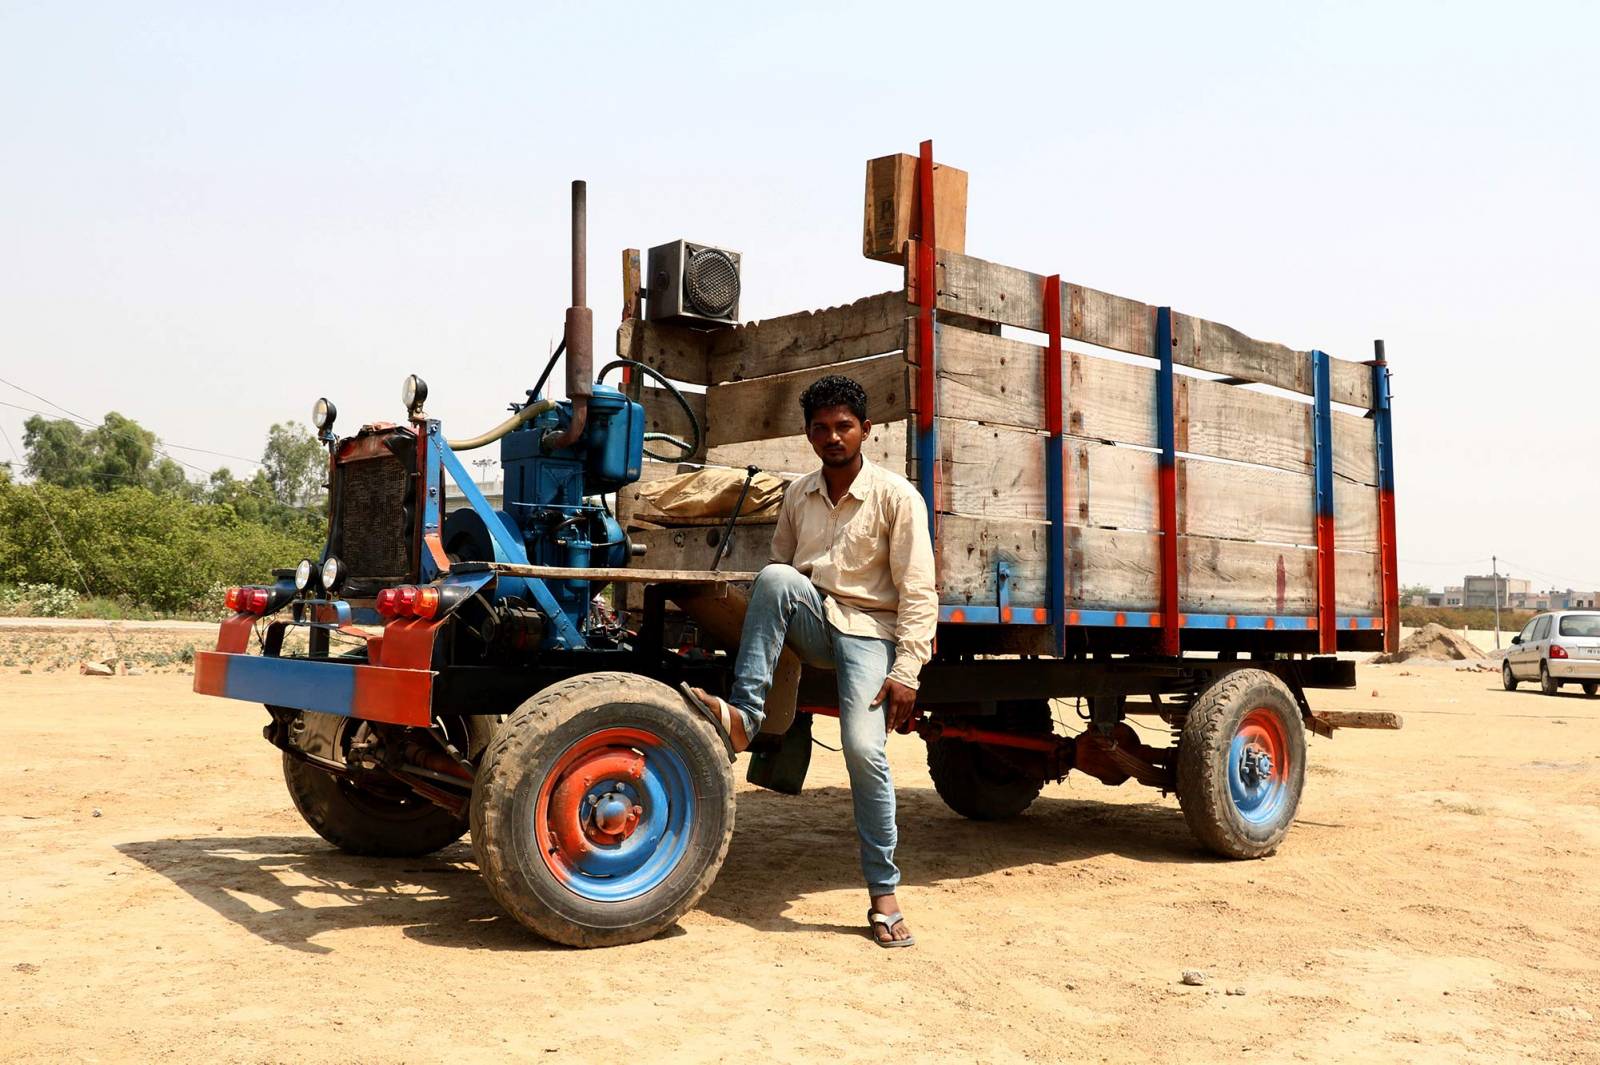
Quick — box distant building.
[1423,586,1464,608]
[1462,574,1528,609]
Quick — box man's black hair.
[799,374,868,425]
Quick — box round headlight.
[320,556,346,595]
[402,374,428,413]
[294,559,316,592]
[312,397,337,432]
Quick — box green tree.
[261,423,326,508]
[1401,583,1432,603]
[22,415,93,487]
[22,411,199,496]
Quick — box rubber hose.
[446,398,556,452]
[596,359,702,462]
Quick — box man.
[682,374,938,948]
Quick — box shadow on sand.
[119,784,1210,952]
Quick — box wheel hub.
[588,788,643,840]
[1238,746,1273,787]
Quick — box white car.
[1502,611,1600,696]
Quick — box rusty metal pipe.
[546,179,593,450]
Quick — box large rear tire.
[1176,669,1306,859]
[470,672,735,948]
[927,700,1053,821]
[283,712,493,857]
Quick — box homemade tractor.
[196,164,1399,948]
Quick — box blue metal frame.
[916,317,939,542]
[935,605,1379,630]
[423,421,588,650]
[1154,306,1180,655]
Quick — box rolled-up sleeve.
[886,488,938,689]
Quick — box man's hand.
[873,678,919,732]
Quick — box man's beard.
[819,447,860,469]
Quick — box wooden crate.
[615,239,1392,652]
[862,153,968,265]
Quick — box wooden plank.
[626,524,773,575]
[1334,477,1379,554]
[489,564,758,584]
[1170,311,1309,397]
[1335,548,1382,615]
[705,352,909,448]
[1332,410,1378,486]
[621,248,641,321]
[706,420,908,476]
[935,515,1322,616]
[1310,711,1403,731]
[918,249,1374,406]
[616,318,712,385]
[638,385,707,463]
[936,422,1339,549]
[706,291,909,383]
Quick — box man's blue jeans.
[727,564,900,896]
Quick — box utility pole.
[1492,554,1501,649]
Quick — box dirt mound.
[1373,622,1486,663]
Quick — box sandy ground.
[3,637,1599,1064]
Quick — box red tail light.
[377,585,449,619]
[1551,644,1569,659]
[226,586,273,614]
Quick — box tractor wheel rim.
[534,726,695,902]
[1228,707,1291,826]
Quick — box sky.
[1,1,1596,594]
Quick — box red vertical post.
[1155,307,1181,656]
[912,139,940,545]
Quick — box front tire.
[1176,669,1307,859]
[927,700,1053,821]
[1541,662,1560,695]
[1502,660,1518,691]
[470,672,735,948]
[283,712,493,857]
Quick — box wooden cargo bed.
[614,151,1397,657]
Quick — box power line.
[0,382,265,466]
[0,379,310,512]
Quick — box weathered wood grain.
[936,515,1338,616]
[616,318,712,385]
[705,352,910,448]
[934,333,1382,486]
[638,384,707,463]
[706,420,908,477]
[626,523,774,575]
[706,291,910,383]
[917,249,1375,407]
[1336,548,1383,615]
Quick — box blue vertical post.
[1371,340,1398,652]
[1311,349,1337,651]
[1043,275,1065,654]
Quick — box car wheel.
[1502,660,1518,691]
[1540,662,1560,696]
[1583,681,1597,697]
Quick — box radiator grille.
[338,455,411,586]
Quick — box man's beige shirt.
[768,456,938,690]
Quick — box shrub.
[0,483,323,613]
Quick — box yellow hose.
[446,399,556,452]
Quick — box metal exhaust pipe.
[546,179,592,450]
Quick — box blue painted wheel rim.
[535,726,695,903]
[1227,708,1291,826]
